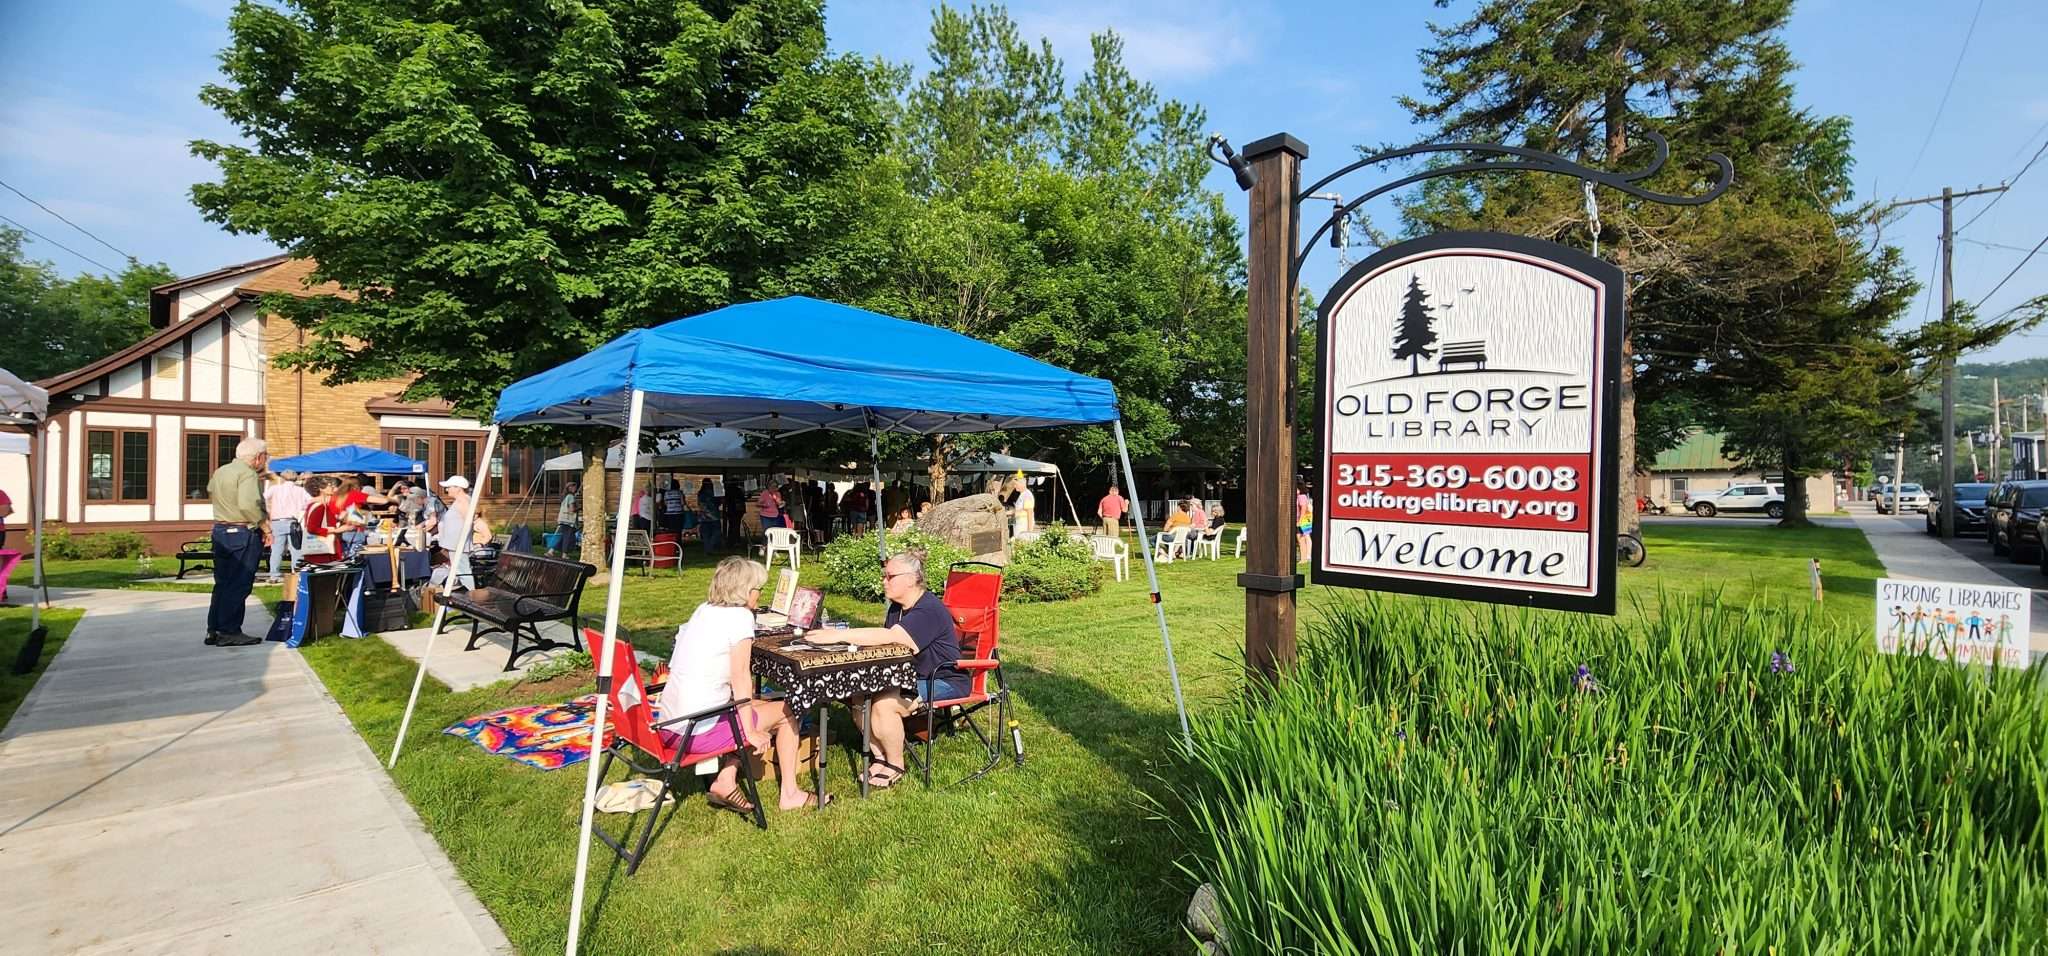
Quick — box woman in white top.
[1007,475,1036,536]
[659,557,821,812]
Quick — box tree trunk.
[927,435,950,505]
[1605,70,1642,536]
[1779,440,1812,528]
[579,441,608,568]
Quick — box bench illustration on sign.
[1382,275,1568,382]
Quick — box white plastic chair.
[1231,527,1246,558]
[764,526,802,570]
[1153,527,1190,564]
[1193,528,1224,560]
[1091,535,1129,581]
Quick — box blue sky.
[4,0,2046,357]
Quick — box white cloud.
[1011,0,1263,82]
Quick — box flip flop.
[785,791,834,810]
[706,787,757,816]
[860,766,902,789]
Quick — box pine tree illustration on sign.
[1392,275,1438,376]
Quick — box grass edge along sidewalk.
[293,522,1879,952]
[0,606,83,733]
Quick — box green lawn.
[296,522,1885,954]
[1,606,83,732]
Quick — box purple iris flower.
[1573,665,1597,693]
[1770,650,1795,675]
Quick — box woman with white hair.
[660,557,822,811]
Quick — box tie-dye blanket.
[442,692,670,771]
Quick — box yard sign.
[1874,577,2031,669]
[1313,232,1624,614]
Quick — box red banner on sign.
[1326,452,1592,531]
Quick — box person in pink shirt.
[757,480,786,530]
[262,471,313,583]
[1097,484,1126,537]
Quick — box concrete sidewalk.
[1844,503,2048,663]
[0,587,509,954]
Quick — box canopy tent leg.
[867,417,886,561]
[28,421,47,632]
[1055,466,1082,527]
[1113,419,1191,744]
[389,424,500,768]
[566,388,646,956]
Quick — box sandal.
[784,791,834,811]
[860,764,903,789]
[706,786,757,816]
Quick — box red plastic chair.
[908,562,1023,786]
[587,629,764,876]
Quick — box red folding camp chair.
[587,629,764,876]
[907,562,1023,787]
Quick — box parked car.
[1688,482,1785,519]
[1987,480,2048,559]
[1926,482,1994,535]
[1875,482,1930,514]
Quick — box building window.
[184,432,241,500]
[87,429,151,503]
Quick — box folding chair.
[906,562,1022,787]
[587,629,764,876]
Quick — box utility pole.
[1992,377,2002,480]
[1881,183,2006,538]
[1893,432,1906,512]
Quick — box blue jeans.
[698,515,722,552]
[916,676,971,704]
[761,515,787,530]
[208,523,262,636]
[268,518,299,577]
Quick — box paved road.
[1843,503,2048,662]
[0,587,509,954]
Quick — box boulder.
[918,493,1009,565]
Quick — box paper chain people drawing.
[1886,604,2015,651]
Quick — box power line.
[1901,0,1987,189]
[1958,138,2048,234]
[0,177,137,263]
[0,212,118,273]
[1978,231,2048,306]
[1960,237,2042,254]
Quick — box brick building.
[4,256,570,554]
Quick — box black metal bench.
[175,538,214,579]
[1438,340,1487,372]
[436,551,595,671]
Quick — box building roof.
[236,257,351,300]
[147,254,290,328]
[1649,430,1742,472]
[39,294,246,394]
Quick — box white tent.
[0,367,51,657]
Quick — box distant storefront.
[1642,430,1839,512]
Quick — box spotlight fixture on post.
[1307,191,1347,266]
[1207,134,1258,191]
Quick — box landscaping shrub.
[42,527,152,560]
[818,528,967,601]
[1004,522,1104,602]
[1168,594,2048,953]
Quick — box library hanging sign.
[1312,232,1624,614]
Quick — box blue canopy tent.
[384,297,1188,956]
[269,443,426,476]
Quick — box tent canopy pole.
[1113,419,1190,743]
[566,388,646,956]
[389,423,500,768]
[867,414,886,561]
[28,421,46,631]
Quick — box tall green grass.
[1169,594,2048,953]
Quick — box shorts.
[1297,523,1313,536]
[917,676,971,704]
[659,704,759,760]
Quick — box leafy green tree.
[191,0,895,561]
[0,227,174,381]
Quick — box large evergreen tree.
[1398,0,1795,530]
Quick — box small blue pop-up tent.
[385,297,1188,956]
[269,444,425,476]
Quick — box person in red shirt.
[301,477,343,566]
[757,479,786,530]
[1097,484,1127,537]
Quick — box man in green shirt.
[205,438,270,646]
